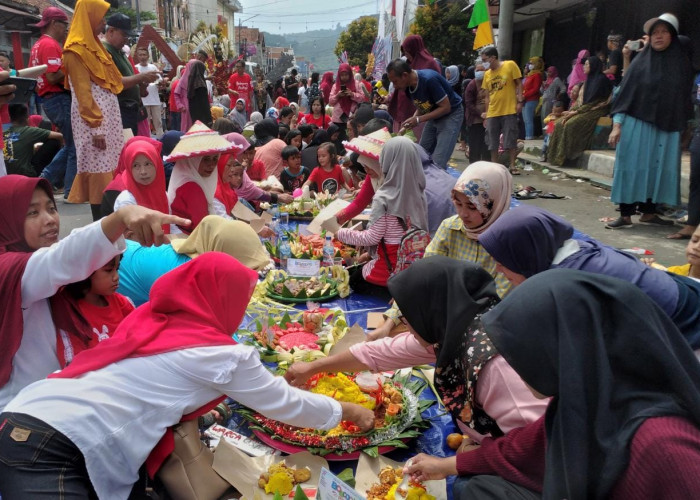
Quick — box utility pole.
[497,0,514,60]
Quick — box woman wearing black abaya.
[547,56,612,166]
[187,60,212,127]
[606,13,694,230]
[406,269,700,499]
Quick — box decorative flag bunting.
[468,0,494,50]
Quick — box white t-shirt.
[6,345,342,500]
[135,63,162,106]
[113,190,137,211]
[0,221,124,410]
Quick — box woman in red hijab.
[0,252,375,499]
[0,175,187,412]
[387,34,440,138]
[213,153,239,217]
[320,71,335,104]
[328,63,365,143]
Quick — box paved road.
[57,149,689,267]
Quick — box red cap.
[31,7,69,28]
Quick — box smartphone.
[626,40,642,51]
[0,77,37,105]
[341,84,347,91]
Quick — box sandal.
[539,193,565,199]
[639,215,674,226]
[509,167,522,176]
[666,232,692,240]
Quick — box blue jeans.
[40,93,77,196]
[170,111,181,133]
[0,412,97,499]
[523,100,538,139]
[419,104,464,169]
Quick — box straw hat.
[165,121,243,162]
[343,127,392,160]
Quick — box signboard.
[287,258,320,277]
[317,468,364,500]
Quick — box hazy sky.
[238,0,380,34]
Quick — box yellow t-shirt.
[483,60,522,118]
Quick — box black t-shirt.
[280,166,310,192]
[607,49,623,85]
[285,76,298,102]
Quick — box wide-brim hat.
[643,13,679,35]
[343,127,392,160]
[164,121,244,162]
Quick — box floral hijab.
[452,161,512,239]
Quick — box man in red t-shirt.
[228,59,253,114]
[29,7,76,199]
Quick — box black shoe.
[606,217,633,229]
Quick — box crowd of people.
[1,3,700,499]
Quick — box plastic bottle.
[279,235,291,270]
[270,215,279,248]
[322,235,334,267]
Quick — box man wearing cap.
[604,33,624,85]
[29,7,75,199]
[103,13,158,135]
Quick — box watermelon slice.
[278,332,321,350]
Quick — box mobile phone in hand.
[0,77,37,105]
[341,84,347,91]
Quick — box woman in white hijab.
[167,122,242,234]
[328,136,427,299]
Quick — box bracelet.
[416,116,420,125]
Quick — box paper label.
[205,424,280,457]
[317,468,364,500]
[287,258,320,277]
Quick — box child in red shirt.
[241,142,266,181]
[304,142,351,194]
[61,255,134,366]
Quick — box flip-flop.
[509,167,522,176]
[540,193,565,199]
[666,232,692,240]
[515,192,539,200]
[639,215,674,226]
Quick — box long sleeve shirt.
[456,415,700,499]
[349,332,547,440]
[0,221,124,410]
[328,84,365,123]
[6,345,342,500]
[63,52,103,128]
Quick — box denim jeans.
[523,100,538,139]
[0,412,97,499]
[419,104,464,169]
[40,93,77,196]
[170,111,181,133]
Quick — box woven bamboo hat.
[343,127,392,160]
[164,121,243,162]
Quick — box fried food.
[258,462,312,495]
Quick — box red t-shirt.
[303,113,331,129]
[29,34,65,96]
[169,79,180,112]
[308,164,344,194]
[247,159,267,181]
[228,73,253,112]
[58,293,135,367]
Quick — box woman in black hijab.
[546,56,612,166]
[606,13,694,230]
[408,269,700,499]
[187,60,212,127]
[284,256,548,437]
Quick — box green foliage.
[334,16,378,69]
[108,7,156,29]
[410,3,476,65]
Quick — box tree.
[335,16,378,69]
[410,3,476,66]
[108,7,157,29]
